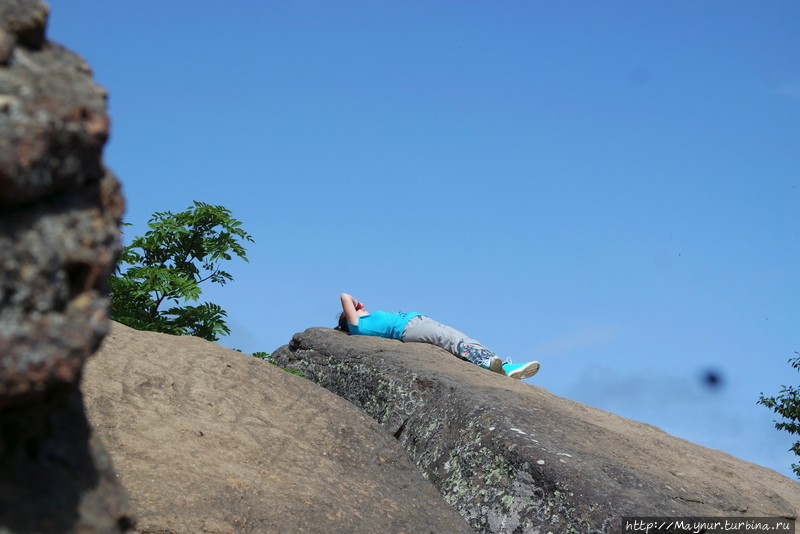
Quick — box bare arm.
[340,293,360,326]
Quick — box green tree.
[758,352,800,478]
[109,201,253,341]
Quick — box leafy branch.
[109,201,253,342]
[758,352,800,478]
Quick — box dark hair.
[336,311,350,333]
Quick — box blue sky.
[48,1,799,478]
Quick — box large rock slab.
[0,1,130,531]
[82,322,474,534]
[273,327,800,533]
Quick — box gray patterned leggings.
[401,316,497,366]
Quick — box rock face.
[273,328,800,533]
[82,322,474,534]
[0,1,131,531]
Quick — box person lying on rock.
[336,293,540,380]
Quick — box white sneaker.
[502,361,540,380]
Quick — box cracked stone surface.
[273,327,800,533]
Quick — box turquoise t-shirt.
[348,311,423,340]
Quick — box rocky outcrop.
[273,327,800,533]
[82,322,474,534]
[0,1,130,531]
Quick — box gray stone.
[0,1,131,531]
[273,327,800,533]
[0,0,48,49]
[0,386,132,533]
[83,322,475,534]
[0,28,15,64]
[0,171,122,406]
[0,0,122,409]
[0,2,107,207]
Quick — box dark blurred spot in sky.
[700,367,725,392]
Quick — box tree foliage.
[758,352,800,478]
[109,201,253,342]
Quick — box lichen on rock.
[274,327,800,534]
